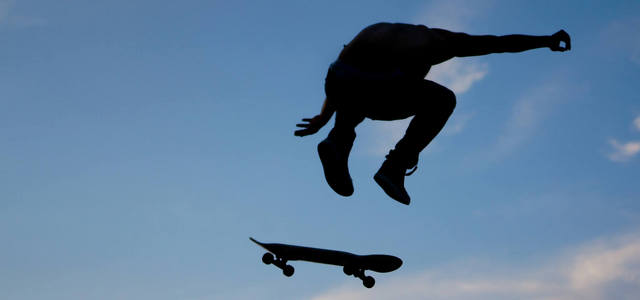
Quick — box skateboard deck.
[250,237,402,288]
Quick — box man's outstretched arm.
[295,98,335,137]
[431,28,570,60]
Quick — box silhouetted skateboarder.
[295,23,571,205]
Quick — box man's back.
[338,23,436,78]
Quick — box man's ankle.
[385,149,417,170]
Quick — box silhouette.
[250,237,402,288]
[295,23,571,204]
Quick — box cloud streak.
[443,112,475,136]
[0,0,44,27]
[427,60,489,94]
[601,16,640,65]
[489,79,568,159]
[413,0,493,31]
[311,231,640,300]
[0,0,13,23]
[607,116,640,162]
[608,139,640,162]
[360,119,412,156]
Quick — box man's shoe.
[373,159,413,205]
[318,138,354,196]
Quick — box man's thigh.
[363,79,450,121]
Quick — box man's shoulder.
[364,22,429,30]
[356,22,431,41]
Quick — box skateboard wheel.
[262,253,274,265]
[283,265,295,277]
[343,266,354,276]
[362,276,375,288]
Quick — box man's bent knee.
[422,81,456,115]
[441,88,456,114]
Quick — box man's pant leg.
[369,79,457,169]
[327,109,365,148]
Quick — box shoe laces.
[405,165,417,176]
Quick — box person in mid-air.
[295,23,571,205]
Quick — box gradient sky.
[2,0,640,299]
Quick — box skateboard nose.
[390,257,403,270]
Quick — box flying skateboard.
[250,237,402,288]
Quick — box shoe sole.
[374,172,410,205]
[318,140,354,197]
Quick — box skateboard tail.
[250,237,276,253]
[249,237,264,247]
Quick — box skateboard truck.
[343,265,375,288]
[262,252,295,277]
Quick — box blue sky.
[1,0,639,299]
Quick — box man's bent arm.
[317,97,335,124]
[294,98,335,137]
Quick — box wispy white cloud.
[0,0,44,27]
[360,119,412,156]
[569,234,640,297]
[490,80,568,158]
[601,16,640,65]
[0,0,13,23]
[427,59,489,94]
[413,0,494,32]
[608,139,640,162]
[311,231,640,300]
[443,112,475,136]
[607,116,640,162]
